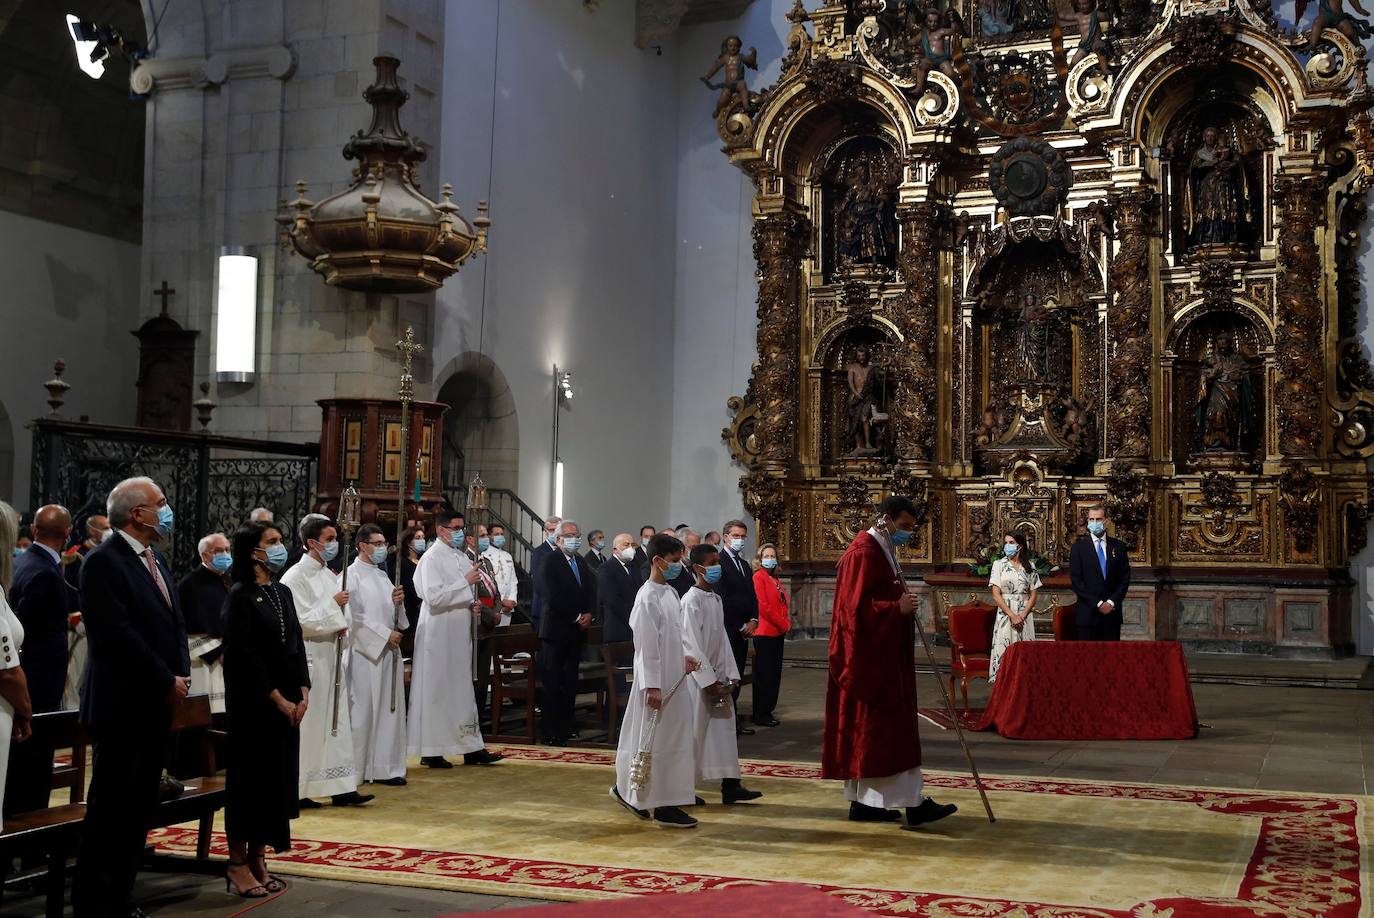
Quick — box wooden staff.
[877,517,996,824]
[391,327,422,714]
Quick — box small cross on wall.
[153,280,176,315]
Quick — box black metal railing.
[30,419,318,580]
[488,487,545,573]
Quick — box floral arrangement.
[967,543,1060,578]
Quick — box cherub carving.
[702,35,759,118]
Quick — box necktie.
[144,547,172,606]
[1096,538,1107,579]
[733,552,746,576]
[569,556,581,586]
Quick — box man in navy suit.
[716,519,760,735]
[1068,503,1132,641]
[596,533,643,644]
[73,476,191,918]
[535,519,596,746]
[527,514,560,632]
[4,504,77,817]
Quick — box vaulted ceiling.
[635,0,758,48]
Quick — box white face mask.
[99,528,115,543]
[618,546,636,562]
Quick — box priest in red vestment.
[822,495,958,829]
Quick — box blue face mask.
[762,557,778,570]
[477,537,490,553]
[264,543,289,571]
[491,535,506,549]
[449,529,465,549]
[547,532,558,546]
[593,539,605,551]
[729,537,745,552]
[891,529,913,546]
[413,538,427,553]
[13,547,23,559]
[703,564,723,584]
[371,545,388,564]
[1087,520,1106,536]
[142,504,174,537]
[319,540,339,563]
[1003,543,1019,558]
[640,537,650,547]
[210,553,233,573]
[562,537,582,553]
[662,561,684,580]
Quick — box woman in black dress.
[393,522,426,656]
[221,521,310,899]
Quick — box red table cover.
[974,641,1200,740]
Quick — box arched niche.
[811,134,902,281]
[433,353,520,498]
[816,322,900,468]
[1167,308,1269,469]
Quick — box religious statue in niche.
[1061,0,1112,73]
[1185,127,1251,246]
[845,346,891,456]
[834,153,898,269]
[702,35,758,118]
[994,293,1071,387]
[1194,330,1257,455]
[1015,294,1056,383]
[1296,0,1372,52]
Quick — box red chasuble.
[821,530,922,780]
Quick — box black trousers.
[4,654,65,818]
[727,630,749,711]
[73,719,170,917]
[539,638,581,741]
[751,635,784,722]
[1078,612,1122,641]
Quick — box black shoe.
[610,785,650,820]
[332,791,375,806]
[652,806,698,828]
[129,909,154,918]
[298,798,323,809]
[687,795,706,806]
[848,801,902,823]
[723,782,763,804]
[464,749,504,765]
[376,776,408,786]
[751,717,781,728]
[420,756,453,769]
[544,736,567,747]
[904,798,958,828]
[736,725,756,736]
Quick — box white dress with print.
[988,557,1040,685]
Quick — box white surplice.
[187,633,226,714]
[483,546,517,626]
[281,554,358,798]
[347,557,409,781]
[407,539,485,757]
[63,620,86,710]
[614,580,696,810]
[680,585,741,782]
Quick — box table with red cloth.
[974,640,1199,741]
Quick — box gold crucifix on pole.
[390,326,423,712]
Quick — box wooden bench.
[487,629,541,744]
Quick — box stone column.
[1106,188,1157,460]
[1274,175,1327,458]
[892,202,941,463]
[749,209,810,471]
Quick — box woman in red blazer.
[751,543,789,728]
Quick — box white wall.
[0,210,141,504]
[434,1,680,537]
[668,0,792,538]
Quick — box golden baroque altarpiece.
[717,0,1374,653]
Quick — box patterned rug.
[149,746,1370,917]
[916,707,984,731]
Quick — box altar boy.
[681,543,764,805]
[612,533,701,829]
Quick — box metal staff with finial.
[333,483,361,736]
[391,326,423,714]
[875,515,996,824]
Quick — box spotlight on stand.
[557,369,574,404]
[65,14,146,80]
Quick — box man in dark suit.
[716,519,760,735]
[632,524,656,580]
[1069,503,1132,641]
[535,520,596,746]
[596,533,642,643]
[668,528,701,596]
[5,504,77,818]
[584,530,607,570]
[73,476,191,918]
[528,514,559,632]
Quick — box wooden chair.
[487,629,541,744]
[947,601,997,711]
[600,641,635,745]
[1052,602,1077,641]
[153,693,226,861]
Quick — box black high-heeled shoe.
[225,859,269,898]
[252,853,287,893]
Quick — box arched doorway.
[434,353,520,505]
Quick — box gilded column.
[1274,174,1326,458]
[893,202,941,462]
[1106,189,1157,460]
[749,209,810,470]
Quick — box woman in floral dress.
[987,530,1041,684]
